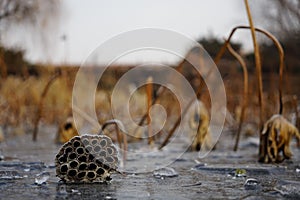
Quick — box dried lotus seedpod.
[261,114,300,163]
[55,134,119,183]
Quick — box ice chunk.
[35,171,50,185]
[153,167,178,179]
[244,178,259,190]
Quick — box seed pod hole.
[73,141,81,148]
[78,155,87,162]
[88,163,97,170]
[96,167,105,175]
[76,147,85,155]
[67,169,77,177]
[100,139,107,147]
[77,171,86,179]
[60,164,68,173]
[91,139,98,146]
[78,163,87,171]
[70,160,79,168]
[87,171,96,179]
[68,153,77,160]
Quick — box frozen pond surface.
[0,127,299,199]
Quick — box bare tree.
[253,0,300,39]
[0,0,63,70]
[0,0,61,24]
[0,0,33,21]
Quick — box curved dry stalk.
[159,67,214,150]
[159,25,284,151]
[72,104,100,129]
[101,119,127,164]
[132,60,186,137]
[214,17,285,160]
[209,22,285,158]
[132,86,164,136]
[159,92,196,150]
[32,72,61,141]
[159,40,225,150]
[133,49,210,141]
[226,43,249,151]
[249,29,284,115]
[216,25,285,117]
[72,104,128,162]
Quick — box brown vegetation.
[188,100,212,151]
[55,117,79,144]
[262,114,300,163]
[0,0,299,167]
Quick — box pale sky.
[4,0,259,65]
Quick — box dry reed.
[226,43,249,151]
[146,77,154,145]
[32,71,61,141]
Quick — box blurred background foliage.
[0,0,299,133]
[0,0,299,76]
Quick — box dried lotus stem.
[146,77,154,145]
[292,96,300,146]
[72,104,100,129]
[215,25,285,155]
[226,43,249,151]
[101,119,127,163]
[132,84,165,137]
[32,71,61,141]
[132,61,186,137]
[159,95,195,150]
[159,37,230,150]
[159,67,214,150]
[244,0,264,130]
